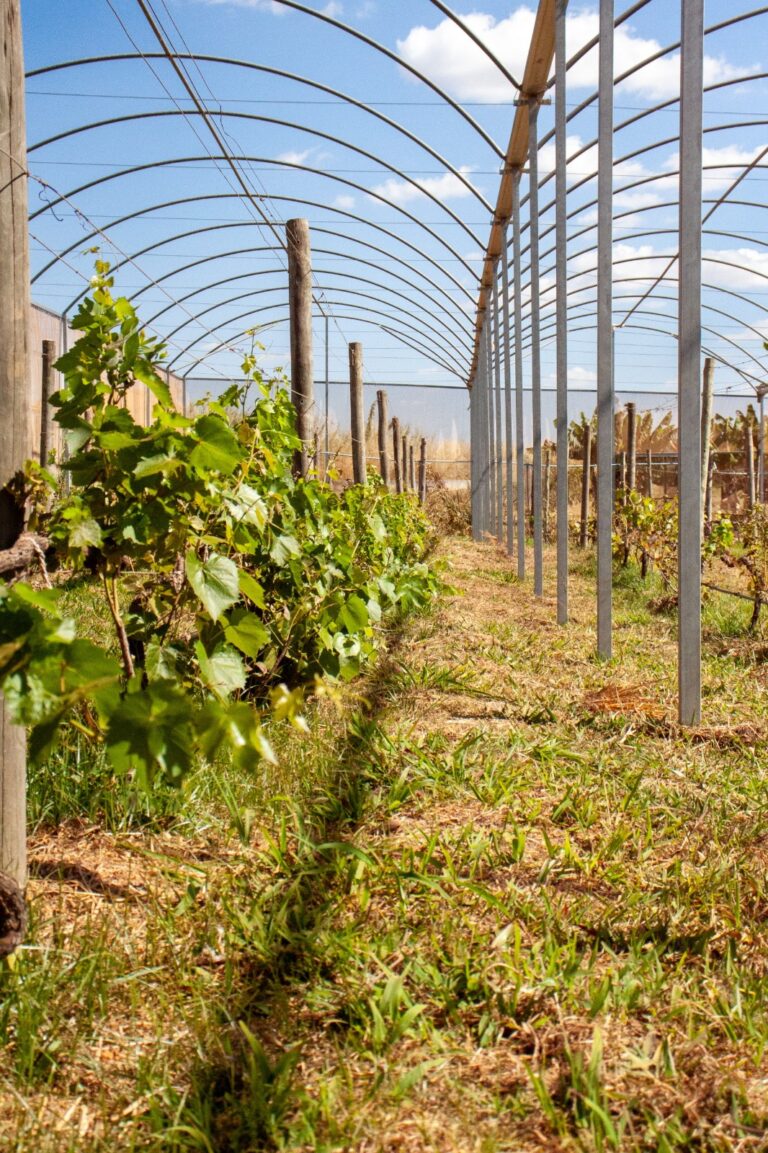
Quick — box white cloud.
[193,0,285,10]
[332,194,356,209]
[321,1,343,14]
[369,166,476,205]
[702,246,768,292]
[397,7,755,102]
[275,148,313,165]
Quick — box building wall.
[29,303,185,467]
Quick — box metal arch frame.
[247,0,504,158]
[30,108,484,249]
[140,238,474,354]
[27,52,492,213]
[29,154,478,290]
[55,228,473,361]
[426,0,522,92]
[31,191,474,318]
[512,300,764,392]
[159,275,471,372]
[178,307,464,378]
[507,269,768,385]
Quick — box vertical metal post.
[529,102,544,598]
[701,357,714,514]
[580,422,592,547]
[513,174,526,576]
[596,0,614,659]
[324,314,330,479]
[501,235,514,558]
[487,308,497,535]
[470,384,481,540]
[555,0,569,623]
[678,0,704,725]
[493,269,503,542]
[759,392,766,504]
[349,341,366,484]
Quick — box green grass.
[2,538,768,1150]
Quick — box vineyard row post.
[286,218,314,480]
[349,341,365,484]
[555,0,569,624]
[0,0,30,898]
[596,0,614,661]
[678,0,704,726]
[376,389,389,488]
[392,415,402,494]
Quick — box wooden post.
[705,458,714,525]
[409,442,416,492]
[580,424,592,548]
[543,449,551,540]
[286,218,314,478]
[646,448,653,497]
[746,420,756,509]
[418,437,427,505]
[626,402,636,491]
[0,0,31,908]
[376,390,389,487]
[619,450,627,493]
[402,433,409,490]
[349,342,365,484]
[40,339,56,468]
[392,416,402,494]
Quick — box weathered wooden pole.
[626,402,637,491]
[418,437,427,505]
[40,339,56,468]
[392,416,402,493]
[376,389,389,487]
[705,458,714,525]
[746,420,756,509]
[286,218,314,478]
[0,0,31,942]
[348,342,365,484]
[646,448,653,497]
[580,424,592,548]
[402,433,409,491]
[409,442,416,492]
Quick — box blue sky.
[21,0,768,440]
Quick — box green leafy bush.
[0,265,440,785]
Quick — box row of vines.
[0,265,441,788]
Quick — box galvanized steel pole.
[501,236,514,558]
[528,101,544,598]
[596,0,614,659]
[555,0,569,625]
[493,268,504,542]
[678,0,704,725]
[513,175,526,577]
[487,308,497,535]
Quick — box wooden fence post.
[392,416,402,493]
[580,423,592,547]
[349,342,365,484]
[376,389,389,487]
[626,402,636,491]
[409,442,416,492]
[746,420,756,508]
[40,339,56,469]
[0,0,31,943]
[646,448,653,497]
[286,218,314,478]
[418,437,427,505]
[402,433,409,490]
